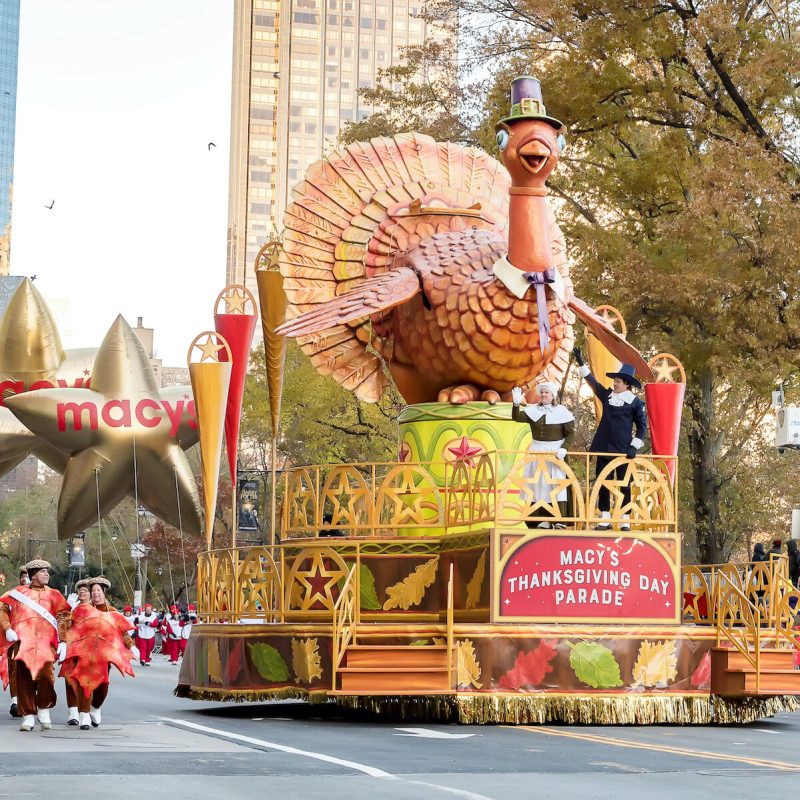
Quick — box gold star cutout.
[595,304,626,335]
[215,284,256,316]
[648,353,686,384]
[194,334,225,363]
[292,550,348,611]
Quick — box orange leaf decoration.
[59,604,135,697]
[0,587,70,679]
[497,639,559,690]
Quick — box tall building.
[0,0,20,276]
[226,0,440,293]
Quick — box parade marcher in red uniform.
[60,576,138,730]
[0,560,70,731]
[179,607,195,659]
[134,603,158,665]
[162,606,181,664]
[4,566,30,719]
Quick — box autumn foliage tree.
[343,0,800,562]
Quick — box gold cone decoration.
[188,331,233,547]
[254,241,288,437]
[586,305,626,423]
[0,278,65,389]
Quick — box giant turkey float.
[176,78,800,724]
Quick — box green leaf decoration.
[337,564,381,610]
[410,639,429,646]
[248,643,290,683]
[567,641,623,689]
[358,564,381,610]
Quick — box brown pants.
[15,661,56,717]
[67,678,109,713]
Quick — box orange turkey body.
[379,227,569,403]
[276,131,648,403]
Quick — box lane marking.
[159,717,395,778]
[394,727,476,739]
[513,726,800,772]
[160,717,496,799]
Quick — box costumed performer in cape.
[573,348,647,531]
[60,576,138,730]
[3,566,30,720]
[511,381,575,528]
[64,582,91,726]
[0,559,70,731]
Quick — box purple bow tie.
[522,269,556,354]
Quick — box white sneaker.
[19,714,35,732]
[597,511,612,530]
[536,521,552,529]
[90,707,102,727]
[67,706,79,726]
[79,712,92,730]
[37,709,52,730]
[620,514,631,531]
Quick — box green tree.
[241,342,401,470]
[342,0,800,562]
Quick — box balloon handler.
[0,560,71,731]
[573,348,648,530]
[511,381,575,528]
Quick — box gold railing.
[332,563,359,691]
[196,532,489,623]
[715,570,761,692]
[281,450,678,537]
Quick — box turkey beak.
[518,139,552,175]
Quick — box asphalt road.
[0,657,798,798]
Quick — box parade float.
[173,78,800,724]
[0,77,796,725]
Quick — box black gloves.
[626,446,637,459]
[572,347,584,367]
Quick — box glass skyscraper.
[225,0,445,296]
[0,0,20,276]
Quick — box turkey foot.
[438,385,500,405]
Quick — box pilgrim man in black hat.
[573,348,647,530]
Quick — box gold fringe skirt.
[175,685,798,725]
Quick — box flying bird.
[44,200,54,209]
[275,111,652,404]
[207,142,216,150]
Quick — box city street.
[0,658,798,799]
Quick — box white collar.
[492,255,566,302]
[524,403,575,424]
[608,390,635,407]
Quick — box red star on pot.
[447,436,483,466]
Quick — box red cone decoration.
[644,353,686,482]
[213,286,257,485]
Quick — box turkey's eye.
[557,134,566,154]
[496,129,510,151]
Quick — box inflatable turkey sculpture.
[277,77,653,404]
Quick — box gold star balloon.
[6,315,202,539]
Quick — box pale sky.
[10,0,233,366]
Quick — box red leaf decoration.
[227,639,243,682]
[59,605,135,698]
[497,639,559,690]
[690,651,711,689]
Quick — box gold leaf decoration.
[465,552,486,610]
[382,556,439,610]
[288,578,304,608]
[208,638,223,685]
[291,637,323,685]
[457,639,483,689]
[631,639,678,688]
[432,636,446,646]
